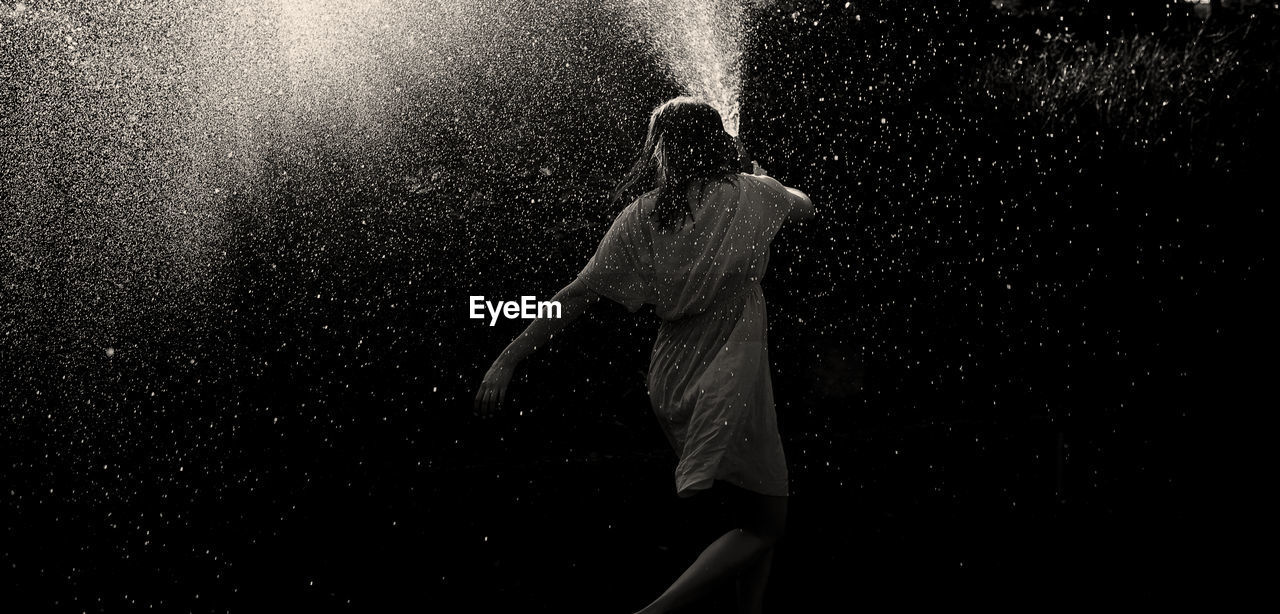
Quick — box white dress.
[578,173,796,498]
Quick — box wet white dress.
[577,173,796,498]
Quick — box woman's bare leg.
[735,545,774,614]
[635,485,787,614]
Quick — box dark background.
[2,0,1274,610]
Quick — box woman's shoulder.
[735,172,786,192]
[731,173,789,203]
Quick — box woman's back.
[633,173,798,321]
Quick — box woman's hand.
[470,278,600,419]
[474,357,516,418]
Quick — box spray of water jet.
[625,0,748,137]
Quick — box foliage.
[976,26,1271,166]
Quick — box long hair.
[611,97,740,231]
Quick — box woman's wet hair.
[612,97,739,231]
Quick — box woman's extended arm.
[784,186,815,221]
[474,277,601,416]
[752,164,815,221]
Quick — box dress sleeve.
[748,174,797,242]
[577,201,655,312]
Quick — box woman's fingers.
[475,383,493,416]
[488,381,507,415]
[474,362,513,418]
[481,388,495,416]
[476,383,504,416]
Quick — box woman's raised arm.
[752,166,815,221]
[783,185,815,221]
[474,277,601,416]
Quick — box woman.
[475,96,814,613]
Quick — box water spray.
[627,0,759,172]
